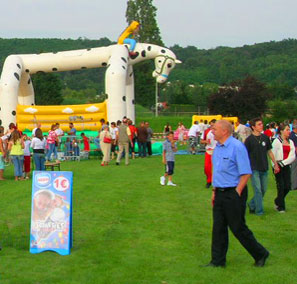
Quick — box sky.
[0,0,296,49]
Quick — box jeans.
[248,170,268,215]
[33,153,46,171]
[46,143,57,161]
[123,38,136,51]
[138,142,147,157]
[10,155,24,177]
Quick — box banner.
[30,171,73,255]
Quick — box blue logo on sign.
[35,173,51,188]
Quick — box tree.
[268,99,297,122]
[126,0,163,46]
[32,72,63,105]
[208,76,271,121]
[126,0,164,107]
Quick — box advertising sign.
[29,171,73,255]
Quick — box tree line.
[0,37,296,122]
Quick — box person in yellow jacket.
[118,21,140,56]
[8,130,25,181]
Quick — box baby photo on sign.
[30,189,70,249]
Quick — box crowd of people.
[0,118,156,180]
[161,118,297,267]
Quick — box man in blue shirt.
[204,120,269,267]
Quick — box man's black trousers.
[211,187,268,266]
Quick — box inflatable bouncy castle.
[0,42,180,131]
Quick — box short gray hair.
[216,120,233,135]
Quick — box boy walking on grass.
[160,131,178,186]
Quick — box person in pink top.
[176,122,186,145]
[46,124,58,162]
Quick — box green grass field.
[0,154,296,284]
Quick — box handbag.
[103,136,111,144]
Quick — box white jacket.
[271,137,296,167]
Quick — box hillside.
[0,37,296,93]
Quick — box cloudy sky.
[0,0,296,49]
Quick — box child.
[81,133,90,152]
[160,131,178,186]
[23,134,31,179]
[72,138,80,158]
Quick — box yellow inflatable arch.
[17,101,107,132]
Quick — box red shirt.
[264,129,273,138]
[83,136,90,151]
[283,145,290,160]
[204,128,211,140]
[129,125,137,139]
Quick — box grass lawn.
[0,154,296,283]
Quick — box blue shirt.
[212,136,252,188]
[163,139,176,162]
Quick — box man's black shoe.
[200,262,225,268]
[116,162,120,166]
[254,251,269,267]
[206,182,212,188]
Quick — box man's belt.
[216,187,236,192]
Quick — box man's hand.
[212,190,216,207]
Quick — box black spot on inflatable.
[102,62,107,67]
[132,99,135,105]
[0,107,1,111]
[25,69,30,73]
[130,52,139,60]
[31,103,34,106]
[122,66,126,70]
[14,73,20,81]
[16,64,21,69]
[129,72,133,77]
[28,79,31,84]
[52,68,58,71]
[141,50,146,57]
[37,71,45,74]
[148,46,152,51]
[122,96,126,102]
[0,120,2,126]
[161,49,166,53]
[12,110,16,116]
[81,67,87,69]
[87,48,91,51]
[121,57,127,63]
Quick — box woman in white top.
[31,128,47,171]
[271,123,296,212]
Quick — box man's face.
[213,122,224,141]
[253,121,263,133]
[145,122,149,127]
[69,124,73,129]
